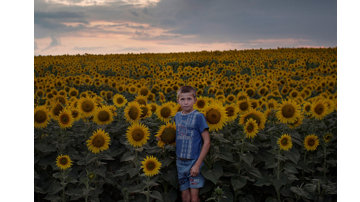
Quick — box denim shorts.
[176,157,205,191]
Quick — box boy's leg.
[181,188,191,202]
[190,188,200,202]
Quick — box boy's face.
[177,92,197,114]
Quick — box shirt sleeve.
[197,113,209,133]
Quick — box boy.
[173,86,211,202]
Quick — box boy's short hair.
[177,86,196,98]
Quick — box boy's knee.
[190,197,200,202]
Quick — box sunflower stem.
[323,145,327,178]
[146,176,150,202]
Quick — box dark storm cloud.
[43,36,62,50]
[128,10,139,17]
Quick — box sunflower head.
[135,95,148,106]
[140,105,152,119]
[323,132,333,143]
[93,106,114,125]
[156,103,175,122]
[194,96,207,111]
[141,156,162,177]
[311,99,329,120]
[113,94,128,108]
[244,118,259,139]
[156,122,176,148]
[276,99,301,124]
[124,101,142,123]
[57,109,74,129]
[224,104,239,122]
[126,122,150,147]
[78,97,97,118]
[304,134,320,151]
[56,154,73,170]
[86,129,111,154]
[277,134,293,151]
[239,108,266,130]
[203,102,227,132]
[34,105,50,129]
[50,101,64,119]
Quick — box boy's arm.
[190,129,211,177]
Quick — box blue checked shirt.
[174,110,209,159]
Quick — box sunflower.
[303,102,312,115]
[70,107,81,122]
[155,122,176,148]
[276,99,301,124]
[310,99,329,120]
[289,89,300,99]
[289,115,303,129]
[147,93,155,102]
[141,156,162,177]
[126,122,150,147]
[124,101,142,123]
[87,129,111,154]
[174,104,182,112]
[237,99,252,114]
[224,103,239,122]
[50,101,64,119]
[323,99,335,115]
[226,94,236,103]
[149,103,158,113]
[156,103,175,123]
[69,88,79,98]
[34,105,50,128]
[194,96,208,111]
[304,134,320,151]
[277,134,293,151]
[244,118,259,139]
[266,99,278,110]
[56,154,72,170]
[78,97,97,118]
[159,92,166,103]
[239,108,267,130]
[93,106,114,125]
[128,85,138,94]
[264,109,276,120]
[250,99,259,109]
[139,104,152,119]
[113,94,127,108]
[323,133,333,143]
[202,102,227,131]
[236,91,249,101]
[135,95,148,106]
[57,109,74,129]
[52,95,68,106]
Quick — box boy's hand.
[190,164,200,177]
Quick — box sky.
[34,0,337,55]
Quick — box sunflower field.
[34,47,337,202]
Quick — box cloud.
[119,47,147,51]
[43,36,62,50]
[128,10,139,17]
[72,46,104,51]
[34,41,38,50]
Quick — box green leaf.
[128,167,141,178]
[270,174,287,192]
[47,181,63,195]
[143,180,159,187]
[162,169,178,188]
[53,172,62,179]
[283,163,299,173]
[95,166,106,178]
[239,152,253,165]
[121,151,135,162]
[254,175,271,187]
[246,166,262,179]
[35,170,40,179]
[149,190,163,201]
[284,147,300,164]
[114,168,127,177]
[199,180,214,195]
[85,154,97,165]
[201,163,223,185]
[231,176,247,191]
[128,183,147,193]
[35,142,48,152]
[211,133,231,143]
[35,185,46,194]
[105,177,118,186]
[216,147,235,162]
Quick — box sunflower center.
[226,107,235,117]
[314,104,324,115]
[35,111,47,123]
[92,135,105,147]
[268,103,274,108]
[281,138,288,146]
[308,139,315,146]
[137,99,146,105]
[244,114,260,127]
[82,100,94,112]
[117,97,124,104]
[150,105,156,112]
[132,129,144,141]
[239,102,249,111]
[129,106,139,120]
[282,104,295,118]
[197,100,205,108]
[206,109,221,124]
[98,111,110,121]
[61,114,70,124]
[246,123,254,133]
[140,106,148,118]
[305,105,311,112]
[72,111,79,118]
[247,89,254,97]
[238,95,247,100]
[148,94,154,100]
[160,107,171,118]
[228,96,234,101]
[53,104,63,116]
[146,161,155,171]
[161,127,176,144]
[60,157,68,165]
[70,91,77,96]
